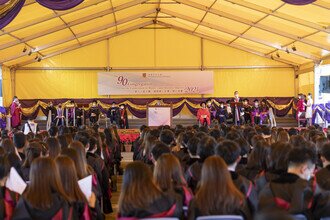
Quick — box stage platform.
[29,116,298,130]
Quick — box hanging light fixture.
[276,52,280,58]
[292,44,297,51]
[34,55,38,60]
[286,48,290,54]
[37,57,42,62]
[22,46,27,53]
[28,50,32,56]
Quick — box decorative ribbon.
[8,97,297,120]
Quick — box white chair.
[292,214,307,220]
[196,215,244,220]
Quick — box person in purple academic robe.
[251,99,261,126]
[0,106,6,130]
[10,96,22,129]
[260,99,269,125]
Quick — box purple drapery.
[282,0,316,5]
[15,97,295,119]
[0,0,25,30]
[0,0,10,5]
[35,0,84,10]
[312,103,330,124]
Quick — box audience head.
[197,136,216,162]
[287,147,316,180]
[195,156,243,215]
[13,132,26,150]
[215,140,241,168]
[159,129,175,146]
[24,157,68,210]
[154,154,186,192]
[54,155,86,203]
[151,141,171,163]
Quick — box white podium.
[147,105,173,127]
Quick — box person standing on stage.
[89,100,100,126]
[119,104,129,129]
[296,94,306,127]
[10,96,22,129]
[304,93,313,127]
[0,106,6,130]
[55,104,65,126]
[108,102,120,126]
[197,102,210,127]
[46,101,57,130]
[231,91,242,125]
[75,105,83,127]
[260,99,269,125]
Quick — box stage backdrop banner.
[98,71,214,95]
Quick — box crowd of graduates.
[0,125,122,219]
[1,119,330,219]
[126,123,330,220]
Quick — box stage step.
[26,116,298,130]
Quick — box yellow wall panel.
[212,68,295,97]
[298,71,314,96]
[155,29,201,67]
[203,40,286,66]
[16,29,295,100]
[109,29,155,67]
[26,41,108,68]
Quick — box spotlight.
[292,45,297,51]
[34,55,38,60]
[22,46,27,53]
[276,52,280,58]
[37,57,42,62]
[286,48,290,54]
[28,50,32,56]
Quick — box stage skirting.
[14,97,298,119]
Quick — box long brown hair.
[61,144,88,179]
[195,156,244,215]
[22,142,42,168]
[24,157,69,210]
[55,155,87,203]
[118,161,163,215]
[46,137,61,159]
[154,153,186,192]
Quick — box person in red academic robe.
[10,96,22,129]
[296,94,306,127]
[197,102,210,127]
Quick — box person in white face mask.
[258,147,316,215]
[304,93,313,127]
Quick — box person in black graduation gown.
[89,100,100,126]
[119,104,129,129]
[185,136,215,193]
[242,98,252,125]
[313,143,330,219]
[45,101,57,129]
[107,102,120,126]
[118,161,182,219]
[258,147,316,218]
[231,91,243,125]
[188,156,251,220]
[216,101,227,124]
[55,155,102,220]
[12,157,71,220]
[75,106,84,127]
[215,140,258,215]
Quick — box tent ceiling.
[1,0,330,67]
